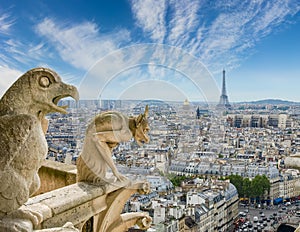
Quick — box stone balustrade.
[22,180,151,231]
[35,160,77,196]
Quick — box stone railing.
[35,160,77,196]
[22,180,151,231]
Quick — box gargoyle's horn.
[144,105,149,118]
[136,105,149,128]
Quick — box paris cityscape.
[1,0,300,231]
[44,71,300,232]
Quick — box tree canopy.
[228,174,270,200]
[168,174,188,187]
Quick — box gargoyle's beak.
[52,83,79,114]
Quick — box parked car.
[239,211,247,217]
[263,222,267,227]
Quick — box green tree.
[228,174,271,204]
[251,175,270,203]
[251,175,263,203]
[242,177,252,200]
[229,174,244,197]
[168,175,188,187]
[261,174,271,196]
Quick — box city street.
[236,202,300,231]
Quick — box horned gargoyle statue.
[77,105,150,185]
[77,106,152,231]
[0,67,79,231]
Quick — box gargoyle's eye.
[39,76,51,88]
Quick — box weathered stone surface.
[26,182,105,216]
[18,182,106,230]
[35,160,77,196]
[20,203,52,222]
[0,217,33,232]
[35,222,79,232]
[19,180,151,231]
[92,181,152,232]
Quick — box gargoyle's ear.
[135,114,143,128]
[136,105,148,128]
[144,105,149,118]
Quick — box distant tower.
[196,107,200,119]
[217,69,231,109]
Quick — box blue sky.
[0,0,299,102]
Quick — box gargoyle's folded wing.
[0,114,39,167]
[0,114,42,215]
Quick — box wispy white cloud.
[252,0,300,36]
[0,12,14,35]
[35,18,131,70]
[131,0,167,43]
[167,0,201,47]
[129,0,300,72]
[1,39,52,67]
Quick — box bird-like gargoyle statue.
[77,105,150,186]
[0,67,79,227]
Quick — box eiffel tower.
[217,69,231,109]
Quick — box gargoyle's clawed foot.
[113,173,132,187]
[114,172,130,183]
[9,209,43,228]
